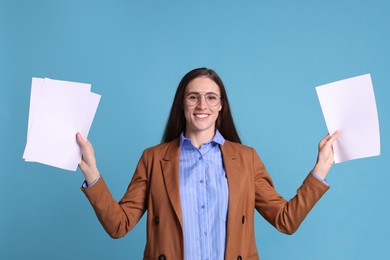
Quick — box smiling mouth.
[194,114,209,118]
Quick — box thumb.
[76,132,86,147]
[327,130,340,146]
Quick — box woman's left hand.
[312,131,340,180]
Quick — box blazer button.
[237,256,242,260]
[158,254,166,260]
[154,216,160,224]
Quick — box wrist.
[312,164,329,180]
[85,167,100,185]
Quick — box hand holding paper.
[76,132,100,184]
[316,74,380,163]
[313,131,340,179]
[23,78,101,171]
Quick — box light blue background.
[1,1,389,259]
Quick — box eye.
[207,94,218,100]
[187,94,199,100]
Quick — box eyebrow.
[186,91,220,95]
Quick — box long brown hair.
[162,68,241,144]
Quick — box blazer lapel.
[160,139,183,227]
[221,142,242,231]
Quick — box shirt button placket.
[199,151,209,259]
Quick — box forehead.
[185,77,220,94]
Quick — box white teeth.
[195,114,208,118]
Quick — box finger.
[76,132,84,143]
[318,134,330,148]
[78,160,86,171]
[327,130,340,145]
[76,132,88,149]
[84,139,95,155]
[85,139,93,149]
[322,133,331,141]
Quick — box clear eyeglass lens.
[205,94,219,106]
[186,93,220,106]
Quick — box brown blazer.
[82,139,329,259]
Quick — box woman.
[77,68,339,260]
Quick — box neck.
[185,129,215,148]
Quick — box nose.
[196,95,208,109]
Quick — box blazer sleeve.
[81,150,150,238]
[252,148,329,234]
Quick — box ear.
[218,104,222,111]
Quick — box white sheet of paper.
[23,78,100,171]
[26,78,91,139]
[316,74,380,163]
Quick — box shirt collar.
[180,130,225,148]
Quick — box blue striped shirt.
[179,131,228,260]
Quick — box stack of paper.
[316,74,380,163]
[23,78,101,171]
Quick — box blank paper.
[316,74,380,163]
[23,78,100,171]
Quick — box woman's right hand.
[76,132,100,185]
[312,131,340,180]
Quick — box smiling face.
[183,76,222,141]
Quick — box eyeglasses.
[185,92,221,107]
